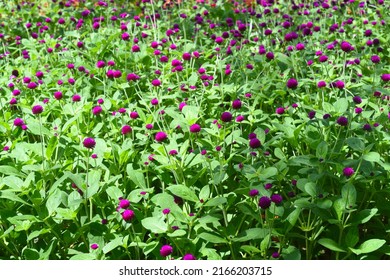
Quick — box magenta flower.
[151,98,159,106]
[160,245,173,257]
[72,94,81,102]
[130,111,139,119]
[249,138,261,149]
[232,99,242,109]
[83,138,96,149]
[220,111,232,122]
[286,78,298,89]
[343,167,355,177]
[151,79,161,86]
[92,106,102,115]
[119,199,130,209]
[162,208,170,215]
[96,60,105,68]
[14,118,24,127]
[183,254,196,260]
[32,105,43,115]
[121,125,132,135]
[127,73,140,81]
[155,131,167,142]
[90,244,99,250]
[337,116,348,126]
[371,55,380,64]
[249,189,259,197]
[340,41,353,52]
[189,124,201,133]
[276,107,285,115]
[258,196,271,209]
[53,91,63,100]
[122,209,135,221]
[271,194,283,204]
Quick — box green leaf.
[103,237,123,254]
[260,234,271,252]
[285,208,301,230]
[46,136,58,160]
[304,182,318,197]
[351,208,378,225]
[363,152,381,163]
[106,186,123,201]
[86,170,101,198]
[2,176,24,190]
[333,198,346,220]
[341,183,356,207]
[126,165,146,188]
[316,141,328,159]
[274,148,286,160]
[233,228,268,242]
[167,230,186,237]
[199,232,228,244]
[0,190,32,206]
[0,165,23,176]
[240,245,261,255]
[70,253,96,260]
[199,185,210,201]
[346,137,365,152]
[204,196,227,207]
[260,167,278,179]
[345,227,359,248]
[167,184,198,202]
[349,239,386,255]
[333,97,349,113]
[318,238,346,252]
[46,188,63,215]
[141,216,168,234]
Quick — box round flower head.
[32,105,43,115]
[151,79,161,86]
[317,80,327,88]
[249,138,261,149]
[340,41,353,52]
[90,243,99,250]
[381,74,390,82]
[151,98,159,106]
[232,99,242,109]
[121,125,132,135]
[96,60,105,68]
[371,55,380,64]
[271,194,283,204]
[14,118,24,127]
[343,167,355,177]
[337,116,348,126]
[272,252,280,258]
[258,196,271,209]
[53,91,63,100]
[249,189,259,197]
[162,208,170,215]
[286,78,298,89]
[119,199,130,209]
[183,254,196,260]
[130,111,139,119]
[190,123,201,133]
[83,137,96,149]
[160,245,173,257]
[122,209,135,221]
[276,107,285,115]
[220,111,232,122]
[72,94,81,102]
[155,131,167,142]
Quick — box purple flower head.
[236,115,244,122]
[121,125,132,135]
[220,111,232,122]
[92,106,102,115]
[96,60,105,68]
[83,138,96,149]
[249,138,261,149]
[190,123,201,133]
[179,102,187,111]
[308,110,316,119]
[130,111,139,119]
[353,96,362,104]
[160,245,173,257]
[276,107,285,115]
[183,254,196,260]
[32,105,43,115]
[169,149,178,156]
[151,79,161,86]
[146,123,153,130]
[72,94,81,102]
[14,118,24,127]
[340,41,353,52]
[127,73,140,81]
[162,208,170,215]
[90,244,99,250]
[271,194,283,204]
[155,131,167,142]
[381,74,390,82]
[286,78,298,89]
[272,252,280,258]
[27,82,38,89]
[343,167,355,177]
[232,99,242,109]
[371,55,380,64]
[122,209,135,221]
[264,183,272,190]
[249,189,259,197]
[337,116,348,126]
[54,91,63,100]
[258,196,271,209]
[151,98,159,106]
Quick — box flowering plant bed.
[0,0,389,260]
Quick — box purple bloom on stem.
[371,55,380,64]
[83,138,96,149]
[190,123,201,133]
[90,244,99,250]
[160,245,173,257]
[151,79,161,86]
[32,105,43,115]
[258,196,271,209]
[276,107,285,115]
[271,194,283,204]
[340,41,353,52]
[249,138,261,149]
[14,118,24,127]
[155,131,167,142]
[220,111,232,122]
[92,106,102,115]
[249,189,259,197]
[122,125,132,135]
[130,111,139,119]
[343,167,355,177]
[183,254,196,260]
[286,78,298,89]
[122,209,135,221]
[337,116,348,126]
[232,99,242,109]
[119,199,130,209]
[381,74,390,82]
[162,208,170,215]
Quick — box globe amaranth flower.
[271,194,283,204]
[32,105,43,115]
[258,196,271,209]
[160,245,173,257]
[119,199,130,209]
[343,167,355,177]
[371,55,380,64]
[236,115,244,122]
[83,137,96,149]
[72,94,81,102]
[276,107,285,115]
[232,99,242,109]
[183,254,196,260]
[353,96,362,104]
[122,209,135,221]
[271,252,280,258]
[337,116,348,126]
[249,138,261,149]
[126,73,140,81]
[162,208,170,215]
[151,98,159,106]
[155,131,167,142]
[340,41,353,52]
[121,125,132,135]
[286,78,298,89]
[151,79,161,86]
[189,123,201,133]
[14,118,24,127]
[220,111,233,122]
[249,189,259,197]
[92,106,102,115]
[90,244,99,250]
[381,74,390,82]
